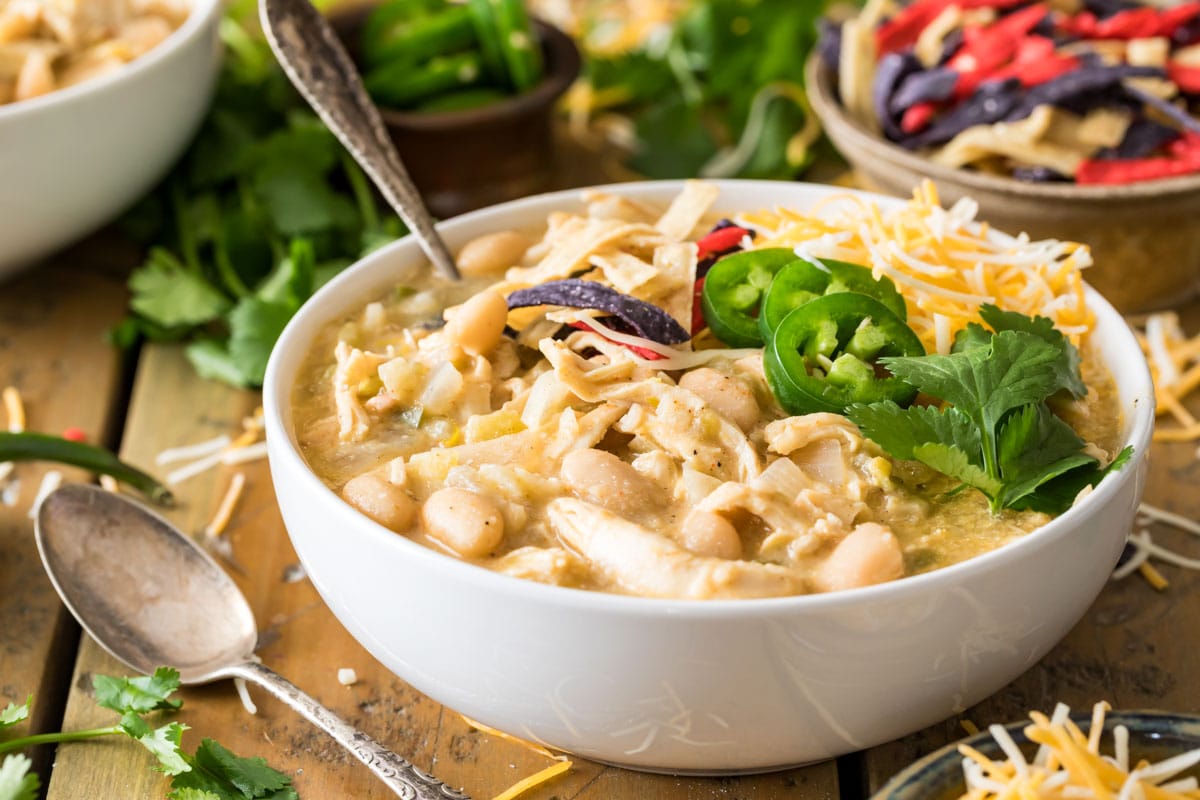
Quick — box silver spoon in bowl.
[35,482,471,800]
[258,0,460,281]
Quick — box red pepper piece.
[1077,135,1200,184]
[1058,11,1098,38]
[1169,62,1200,94]
[949,4,1048,75]
[61,427,87,442]
[691,278,707,336]
[901,101,937,133]
[696,225,751,262]
[568,321,666,360]
[876,0,1027,55]
[1093,7,1161,39]
[1159,1,1200,37]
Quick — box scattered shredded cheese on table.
[1131,311,1200,443]
[3,386,25,433]
[460,716,573,800]
[736,180,1095,354]
[204,472,247,539]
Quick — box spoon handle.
[258,0,460,281]
[231,660,471,800]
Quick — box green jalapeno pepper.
[0,432,172,505]
[365,51,486,108]
[699,248,798,347]
[493,0,543,91]
[467,0,510,85]
[362,2,477,69]
[764,293,924,415]
[417,86,509,111]
[757,258,907,341]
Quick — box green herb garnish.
[115,4,404,389]
[848,306,1131,515]
[0,668,296,800]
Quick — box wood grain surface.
[0,236,133,783]
[4,232,1197,800]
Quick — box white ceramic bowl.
[264,180,1154,774]
[0,0,222,280]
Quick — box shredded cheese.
[204,472,247,538]
[458,715,573,800]
[958,702,1200,800]
[491,760,571,800]
[738,181,1095,354]
[1133,312,1200,442]
[233,677,257,715]
[27,470,61,519]
[3,386,25,433]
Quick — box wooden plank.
[46,342,840,799]
[0,237,132,781]
[862,301,1200,793]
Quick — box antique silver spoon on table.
[35,483,471,800]
[258,0,459,281]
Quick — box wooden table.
[2,229,1197,800]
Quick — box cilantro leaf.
[848,402,980,463]
[170,738,297,800]
[129,249,231,329]
[851,310,1131,515]
[0,699,30,730]
[186,340,256,387]
[911,442,1003,496]
[226,298,296,386]
[119,713,191,776]
[0,754,39,800]
[94,667,183,714]
[979,305,1086,398]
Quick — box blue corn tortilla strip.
[874,52,921,140]
[902,78,1022,148]
[817,18,842,74]
[1121,83,1200,135]
[937,28,964,64]
[889,67,957,117]
[506,279,691,345]
[1102,117,1178,159]
[1003,64,1163,122]
[1012,166,1070,182]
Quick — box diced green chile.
[764,293,924,415]
[757,258,907,340]
[699,248,798,347]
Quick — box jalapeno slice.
[764,293,925,415]
[758,258,907,341]
[365,51,486,108]
[699,248,798,347]
[362,2,476,69]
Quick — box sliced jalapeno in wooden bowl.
[764,293,925,415]
[758,258,908,341]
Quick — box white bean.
[421,487,504,558]
[814,522,904,593]
[342,473,416,532]
[680,510,742,560]
[444,289,508,356]
[456,231,530,276]
[678,368,760,432]
[560,448,662,517]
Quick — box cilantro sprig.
[848,305,1132,515]
[114,4,404,388]
[0,668,296,800]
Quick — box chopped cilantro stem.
[341,153,379,233]
[0,726,123,755]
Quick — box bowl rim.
[263,178,1155,619]
[870,709,1200,799]
[0,0,222,121]
[804,54,1200,202]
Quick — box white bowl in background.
[263,180,1154,774]
[0,0,223,280]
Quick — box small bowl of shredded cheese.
[874,702,1200,800]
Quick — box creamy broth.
[291,187,1124,599]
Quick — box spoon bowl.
[36,483,256,683]
[35,483,469,800]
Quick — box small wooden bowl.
[332,8,581,219]
[806,55,1200,313]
